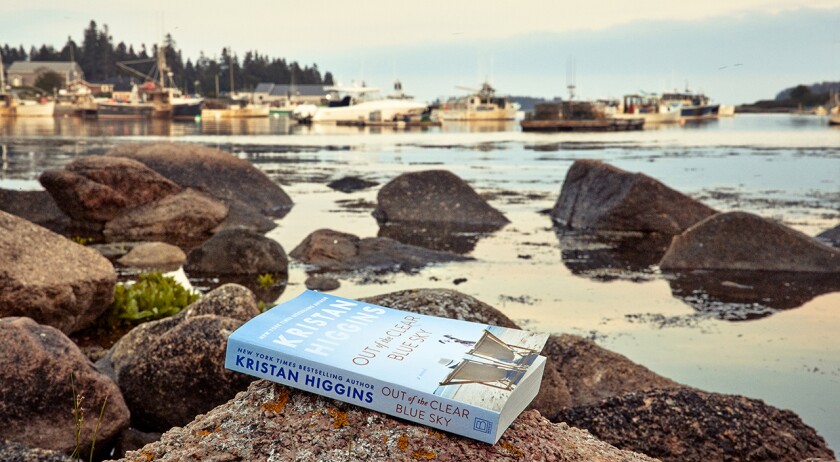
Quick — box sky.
[2,1,839,104]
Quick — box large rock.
[0,317,130,454]
[551,160,717,234]
[184,228,288,275]
[99,284,260,431]
[105,142,293,218]
[0,440,72,462]
[543,334,680,407]
[817,223,840,248]
[0,188,69,233]
[115,381,658,462]
[103,189,228,244]
[290,228,472,272]
[116,242,186,271]
[372,170,509,226]
[327,175,378,193]
[556,388,835,462]
[361,288,520,328]
[659,211,840,272]
[0,211,116,334]
[39,156,181,223]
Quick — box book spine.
[225,336,501,444]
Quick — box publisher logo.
[473,418,493,434]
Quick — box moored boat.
[610,94,680,124]
[98,82,172,119]
[829,107,840,126]
[170,91,204,120]
[521,101,644,132]
[436,82,517,121]
[13,98,56,117]
[305,84,428,124]
[661,91,719,121]
[201,98,270,119]
[718,105,736,117]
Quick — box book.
[224,290,549,444]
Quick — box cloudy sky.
[2,1,839,103]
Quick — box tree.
[80,20,99,79]
[60,37,79,62]
[34,71,64,93]
[789,85,811,101]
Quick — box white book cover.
[225,290,549,443]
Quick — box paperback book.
[224,290,549,443]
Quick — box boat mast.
[0,52,5,93]
[158,42,166,89]
[229,47,235,97]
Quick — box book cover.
[224,290,549,443]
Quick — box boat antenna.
[566,58,576,101]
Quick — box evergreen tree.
[5,19,333,91]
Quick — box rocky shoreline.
[1,142,838,461]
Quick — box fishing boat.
[521,101,644,132]
[99,43,177,119]
[300,84,428,124]
[201,97,269,119]
[54,82,98,118]
[609,94,680,124]
[436,82,517,121]
[98,82,171,119]
[660,90,719,121]
[169,88,204,120]
[13,97,56,117]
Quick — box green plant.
[69,236,93,246]
[70,375,83,460]
[257,273,277,289]
[69,374,108,462]
[108,272,199,327]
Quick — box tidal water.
[1,114,839,452]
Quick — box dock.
[520,118,644,132]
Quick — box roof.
[7,61,83,74]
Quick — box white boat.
[609,94,680,124]
[13,98,56,117]
[718,105,736,117]
[304,84,428,124]
[436,82,517,121]
[660,91,719,121]
[201,99,270,119]
[830,107,840,126]
[828,92,840,126]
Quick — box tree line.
[1,20,333,96]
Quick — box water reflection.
[0,115,300,138]
[440,120,518,133]
[665,270,840,321]
[555,228,672,282]
[378,221,506,255]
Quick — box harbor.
[1,3,839,461]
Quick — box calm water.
[2,114,839,452]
